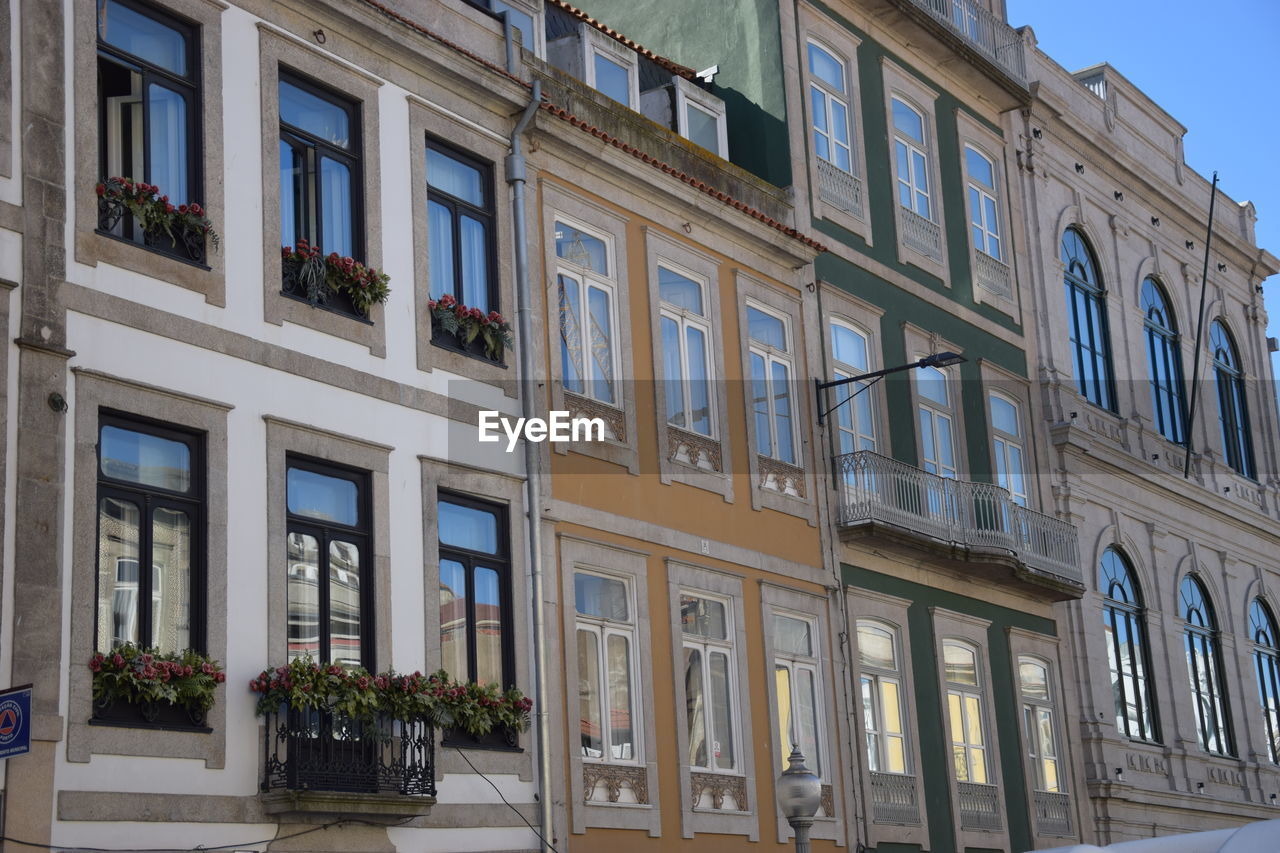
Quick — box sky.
[1006,0,1280,391]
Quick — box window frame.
[963,145,1002,262]
[880,59,947,276]
[1100,547,1159,742]
[857,619,910,778]
[680,590,742,776]
[1141,277,1187,445]
[554,214,621,408]
[674,76,727,158]
[1179,574,1234,756]
[828,317,878,455]
[916,363,959,480]
[806,39,854,175]
[574,569,643,768]
[1210,319,1255,480]
[943,639,991,785]
[1251,598,1280,764]
[891,96,932,221]
[1017,656,1063,794]
[772,612,825,777]
[427,136,499,314]
[582,28,639,110]
[659,261,717,440]
[1062,227,1116,412]
[987,390,1027,506]
[745,300,797,466]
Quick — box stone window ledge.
[260,790,436,819]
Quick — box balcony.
[870,771,921,825]
[833,451,1083,596]
[958,781,1002,831]
[893,0,1027,88]
[817,158,865,219]
[1033,789,1073,837]
[897,206,943,262]
[973,250,1013,300]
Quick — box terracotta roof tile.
[544,0,696,79]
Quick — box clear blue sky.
[1007,0,1280,389]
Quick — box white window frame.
[681,590,742,776]
[555,216,621,408]
[957,111,1017,312]
[857,619,910,777]
[660,262,717,438]
[829,317,878,454]
[773,612,825,778]
[806,39,854,174]
[1017,656,1063,794]
[1009,628,1077,845]
[892,96,932,220]
[964,145,1002,261]
[988,390,1027,506]
[746,301,797,465]
[489,0,545,59]
[944,639,990,784]
[880,59,947,278]
[583,28,640,110]
[575,569,642,768]
[674,76,728,157]
[917,364,958,480]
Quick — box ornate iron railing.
[897,206,943,261]
[957,780,1002,831]
[869,771,921,825]
[903,0,1027,85]
[834,450,1081,585]
[1033,789,1073,837]
[974,250,1013,299]
[817,158,864,218]
[261,707,436,797]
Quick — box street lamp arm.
[814,351,964,425]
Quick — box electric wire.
[451,745,561,853]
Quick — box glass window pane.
[965,148,994,188]
[607,634,635,760]
[438,500,498,553]
[686,103,720,154]
[807,43,844,92]
[98,497,141,651]
[681,594,727,639]
[881,680,903,735]
[752,353,771,458]
[747,307,787,350]
[858,623,896,670]
[945,643,978,685]
[948,692,964,743]
[887,734,906,773]
[661,316,685,427]
[1020,660,1050,700]
[831,100,850,147]
[100,426,192,492]
[810,88,830,162]
[578,629,603,757]
[686,326,711,436]
[776,664,794,764]
[280,141,303,250]
[588,285,614,403]
[684,647,707,767]
[796,668,821,776]
[990,394,1019,435]
[429,200,455,301]
[772,360,795,464]
[559,275,583,392]
[555,222,608,274]
[965,695,984,746]
[460,214,489,311]
[319,156,353,258]
[287,532,320,661]
[709,651,735,770]
[891,98,924,142]
[329,539,361,667]
[147,84,187,202]
[287,467,358,526]
[99,0,188,76]
[150,507,191,654]
[491,0,533,47]
[574,573,629,621]
[918,366,948,406]
[593,53,631,105]
[832,323,869,371]
[659,267,703,314]
[279,80,350,149]
[774,614,812,656]
[475,566,503,685]
[426,147,483,205]
[439,558,469,679]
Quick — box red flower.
[95,184,106,197]
[113,654,125,667]
[439,293,456,307]
[164,203,174,214]
[178,204,189,214]
[214,672,225,683]
[89,659,102,672]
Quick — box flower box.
[427,294,512,364]
[95,176,218,265]
[90,644,225,731]
[280,240,390,319]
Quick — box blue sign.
[0,684,32,760]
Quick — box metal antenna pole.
[1183,171,1219,479]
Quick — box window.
[965,147,1002,261]
[1100,548,1157,741]
[576,572,639,763]
[891,98,931,220]
[438,494,512,686]
[675,78,727,157]
[1250,599,1280,763]
[428,141,496,313]
[807,42,853,173]
[1142,278,1186,444]
[556,220,617,405]
[774,614,822,777]
[1180,575,1233,755]
[988,392,1026,506]
[830,319,877,454]
[917,365,957,479]
[95,415,203,655]
[97,0,200,241]
[747,305,796,464]
[1211,320,1255,479]
[660,266,714,436]
[585,36,637,109]
[943,640,988,784]
[1018,658,1062,793]
[681,593,739,773]
[286,458,370,667]
[858,621,908,775]
[1062,228,1115,411]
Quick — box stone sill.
[260,790,436,819]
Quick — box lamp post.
[776,745,822,853]
[814,351,966,425]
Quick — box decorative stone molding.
[668,425,722,472]
[690,772,747,812]
[820,784,834,817]
[583,764,649,804]
[564,390,626,442]
[758,455,806,498]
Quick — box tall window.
[748,306,796,464]
[830,319,877,454]
[891,98,931,219]
[857,620,908,774]
[1100,548,1157,741]
[1181,575,1233,755]
[279,72,361,261]
[576,572,638,762]
[944,640,988,784]
[97,0,199,238]
[965,147,1002,261]
[660,266,714,436]
[681,593,738,773]
[1250,599,1280,763]
[1142,278,1186,444]
[96,415,203,655]
[989,392,1027,506]
[807,42,852,173]
[1211,320,1255,479]
[428,142,496,312]
[1062,228,1115,411]
[438,494,511,686]
[556,220,617,405]
[917,365,957,479]
[774,614,822,777]
[286,458,370,667]
[1018,657,1062,793]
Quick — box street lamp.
[776,745,822,853]
[814,351,966,425]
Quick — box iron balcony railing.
[958,781,1003,831]
[817,158,865,219]
[973,250,1013,300]
[1033,789,1073,837]
[833,450,1082,585]
[869,771,921,825]
[897,206,943,261]
[261,707,436,797]
[901,0,1028,86]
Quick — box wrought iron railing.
[901,0,1027,85]
[1033,789,1073,837]
[898,206,943,261]
[833,450,1082,585]
[817,158,864,218]
[261,707,436,797]
[869,771,921,825]
[973,250,1013,299]
[957,780,1002,831]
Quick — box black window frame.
[96,0,203,254]
[94,410,206,654]
[1100,547,1159,743]
[285,455,374,669]
[1210,319,1256,480]
[1062,227,1116,413]
[426,137,499,314]
[1141,277,1187,445]
[1179,574,1234,757]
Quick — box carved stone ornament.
[668,426,722,472]
[758,455,806,498]
[690,771,747,811]
[563,390,626,442]
[820,783,834,817]
[583,763,649,804]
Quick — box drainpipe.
[507,77,552,852]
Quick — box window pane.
[287,532,320,661]
[438,500,498,553]
[772,360,795,464]
[588,285,614,403]
[279,80,350,149]
[990,394,1019,435]
[831,100,850,148]
[686,325,711,436]
[491,0,534,48]
[475,566,503,685]
[661,315,685,426]
[777,664,794,763]
[686,103,720,154]
[710,651,735,770]
[882,680,903,735]
[575,573,629,621]
[428,200,454,301]
[150,507,191,654]
[439,558,469,679]
[100,426,192,492]
[328,540,361,666]
[810,88,830,162]
[559,274,583,392]
[891,98,924,142]
[319,156,353,258]
[747,307,787,350]
[887,734,906,774]
[287,467,358,526]
[832,323,869,371]
[578,629,603,757]
[1020,660,1050,700]
[147,84,187,202]
[681,594,727,639]
[807,43,844,92]
[858,623,896,670]
[460,214,489,312]
[99,0,187,76]
[965,695,984,746]
[796,667,821,776]
[427,147,484,205]
[607,633,635,759]
[684,647,707,766]
[280,141,303,250]
[965,148,994,188]
[98,497,141,651]
[918,366,948,406]
[774,614,812,656]
[945,643,977,685]
[659,267,703,314]
[751,353,771,458]
[593,53,631,105]
[555,222,607,274]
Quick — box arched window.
[1018,657,1063,794]
[1062,229,1114,411]
[1141,278,1186,443]
[891,97,931,220]
[857,620,909,775]
[1250,599,1280,763]
[1181,575,1233,755]
[943,640,989,785]
[830,318,877,453]
[1210,320,1255,479]
[1100,548,1157,741]
[807,41,853,174]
